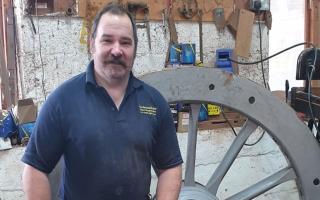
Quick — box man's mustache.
[105,59,126,68]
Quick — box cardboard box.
[13,98,37,124]
[177,112,189,133]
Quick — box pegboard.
[80,0,250,23]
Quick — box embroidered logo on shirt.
[139,105,157,116]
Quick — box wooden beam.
[0,0,3,43]
[0,0,18,107]
[304,0,320,88]
[0,24,12,109]
[6,2,18,104]
[2,0,8,66]
[0,0,3,108]
[78,0,87,17]
[305,0,311,44]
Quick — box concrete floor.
[0,128,300,200]
[0,146,24,200]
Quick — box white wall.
[2,0,301,200]
[14,0,269,103]
[269,0,305,91]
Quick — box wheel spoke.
[184,104,201,186]
[226,167,296,200]
[206,120,258,194]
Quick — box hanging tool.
[178,0,197,19]
[285,80,289,103]
[162,9,168,39]
[127,2,151,50]
[144,7,151,50]
[24,2,37,34]
[164,2,179,67]
[213,0,226,31]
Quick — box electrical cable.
[221,109,264,146]
[248,12,266,145]
[223,12,266,146]
[228,42,313,65]
[307,51,320,139]
[228,29,320,142]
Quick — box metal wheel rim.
[141,66,320,200]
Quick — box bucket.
[181,43,196,64]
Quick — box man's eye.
[102,39,112,43]
[121,41,132,46]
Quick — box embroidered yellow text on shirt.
[139,105,157,116]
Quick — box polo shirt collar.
[85,60,143,90]
[86,60,96,85]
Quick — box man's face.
[91,13,135,83]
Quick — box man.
[22,3,183,200]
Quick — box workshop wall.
[0,1,298,200]
[14,0,269,103]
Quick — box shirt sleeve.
[21,98,65,174]
[152,103,183,169]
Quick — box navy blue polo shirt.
[22,61,183,200]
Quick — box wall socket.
[249,0,270,11]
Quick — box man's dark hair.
[91,3,138,54]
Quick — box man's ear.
[90,38,95,54]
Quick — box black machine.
[296,48,320,81]
[290,48,320,140]
[290,87,320,118]
[291,48,320,117]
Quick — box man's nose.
[111,43,123,57]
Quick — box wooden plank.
[198,112,246,130]
[235,9,254,58]
[226,9,240,38]
[85,0,235,22]
[0,0,3,109]
[54,0,76,14]
[313,1,320,87]
[78,0,87,17]
[2,0,8,65]
[0,26,12,109]
[1,0,11,109]
[234,0,249,9]
[305,0,310,44]
[6,3,18,105]
[0,0,3,44]
[198,118,245,130]
[305,0,320,88]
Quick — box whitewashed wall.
[4,1,298,200]
[14,0,269,103]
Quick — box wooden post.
[0,0,18,107]
[6,1,18,104]
[2,0,8,66]
[0,25,12,109]
[305,0,320,87]
[78,0,87,17]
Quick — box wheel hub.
[179,184,219,200]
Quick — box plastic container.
[169,44,181,64]
[198,104,208,121]
[181,43,196,64]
